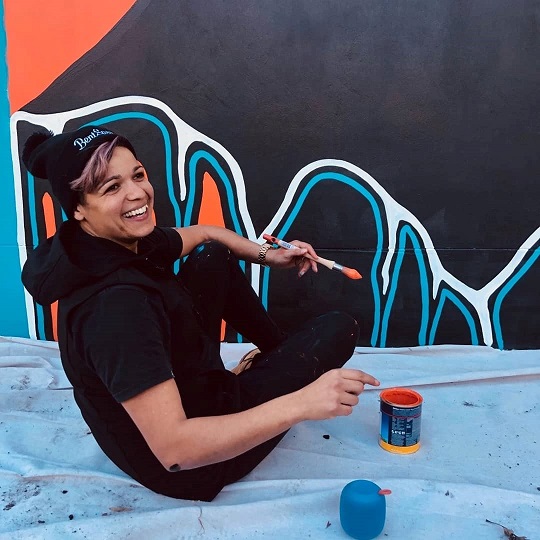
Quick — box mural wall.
[3,0,540,349]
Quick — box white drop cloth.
[0,337,539,539]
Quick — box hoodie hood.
[22,220,136,305]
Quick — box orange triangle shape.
[198,171,225,227]
[5,0,137,112]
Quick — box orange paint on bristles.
[341,267,362,280]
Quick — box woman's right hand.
[296,368,380,421]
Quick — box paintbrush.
[262,234,362,280]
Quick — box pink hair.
[69,137,121,197]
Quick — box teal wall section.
[0,4,29,338]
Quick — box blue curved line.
[493,246,540,349]
[261,266,270,311]
[26,173,46,339]
[185,149,247,279]
[183,148,248,337]
[27,173,39,247]
[83,113,181,226]
[259,172,385,346]
[185,150,243,234]
[429,289,479,345]
[406,226,430,344]
[35,304,45,340]
[379,225,430,347]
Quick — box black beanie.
[22,125,137,217]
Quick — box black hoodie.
[22,220,238,493]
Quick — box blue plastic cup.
[340,480,389,539]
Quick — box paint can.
[379,388,423,454]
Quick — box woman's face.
[74,146,155,252]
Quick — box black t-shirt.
[60,226,235,483]
[82,284,175,401]
[72,227,182,401]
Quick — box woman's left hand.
[265,240,319,277]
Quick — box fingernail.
[299,270,305,277]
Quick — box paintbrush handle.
[262,234,335,268]
[305,253,336,270]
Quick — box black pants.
[151,241,359,500]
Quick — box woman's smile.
[123,204,150,219]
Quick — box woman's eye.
[134,171,146,180]
[105,184,120,193]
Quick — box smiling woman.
[19,124,378,501]
[72,145,155,252]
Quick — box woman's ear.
[73,204,85,222]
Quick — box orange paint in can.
[379,388,423,454]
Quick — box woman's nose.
[126,179,147,199]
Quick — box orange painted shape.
[199,172,227,340]
[51,301,58,342]
[41,191,58,340]
[221,320,226,342]
[198,172,225,227]
[5,0,137,112]
[42,191,57,239]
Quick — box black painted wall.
[19,0,540,348]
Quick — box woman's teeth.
[123,205,148,218]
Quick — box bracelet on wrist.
[257,242,273,267]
